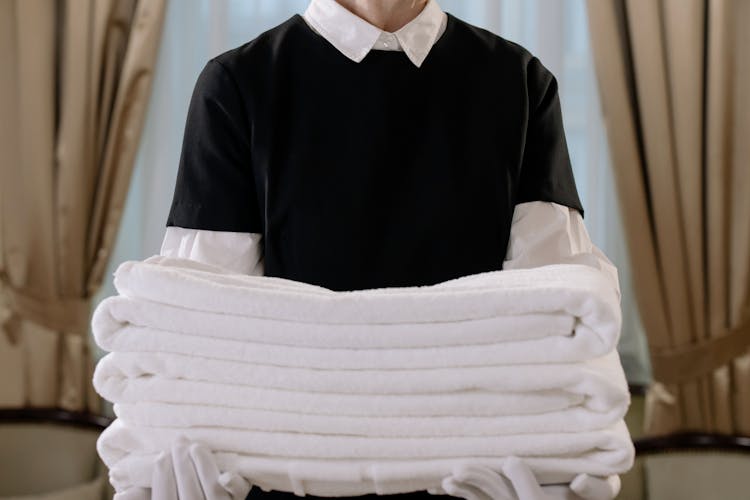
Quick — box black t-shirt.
[166,12,582,292]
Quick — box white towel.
[94,295,575,350]
[111,400,626,438]
[99,417,633,463]
[92,256,633,497]
[93,349,628,413]
[110,256,620,340]
[100,419,632,496]
[99,376,584,417]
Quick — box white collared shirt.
[301,0,447,67]
[160,0,619,297]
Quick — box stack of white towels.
[92,255,634,499]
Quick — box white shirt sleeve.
[503,201,621,300]
[159,226,265,276]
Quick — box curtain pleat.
[86,0,166,294]
[728,0,750,436]
[0,0,167,414]
[587,0,750,435]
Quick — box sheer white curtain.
[93,0,652,388]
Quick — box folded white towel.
[99,376,583,417]
[93,349,628,412]
[96,311,610,370]
[94,295,574,350]
[99,417,633,463]
[109,256,619,342]
[111,399,626,438]
[100,419,633,496]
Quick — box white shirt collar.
[302,0,447,68]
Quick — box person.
[160,0,620,498]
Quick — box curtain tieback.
[650,322,750,384]
[0,280,91,346]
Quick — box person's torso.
[215,12,534,293]
[214,11,545,500]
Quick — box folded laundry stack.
[92,255,635,498]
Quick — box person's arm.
[487,55,621,498]
[162,57,264,275]
[504,54,619,295]
[151,57,266,496]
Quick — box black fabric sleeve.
[516,56,584,217]
[166,58,262,232]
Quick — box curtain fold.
[0,0,167,414]
[586,0,750,435]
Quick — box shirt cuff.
[503,201,621,300]
[160,226,264,275]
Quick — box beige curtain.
[586,0,750,435]
[0,0,166,414]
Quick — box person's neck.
[333,0,428,32]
